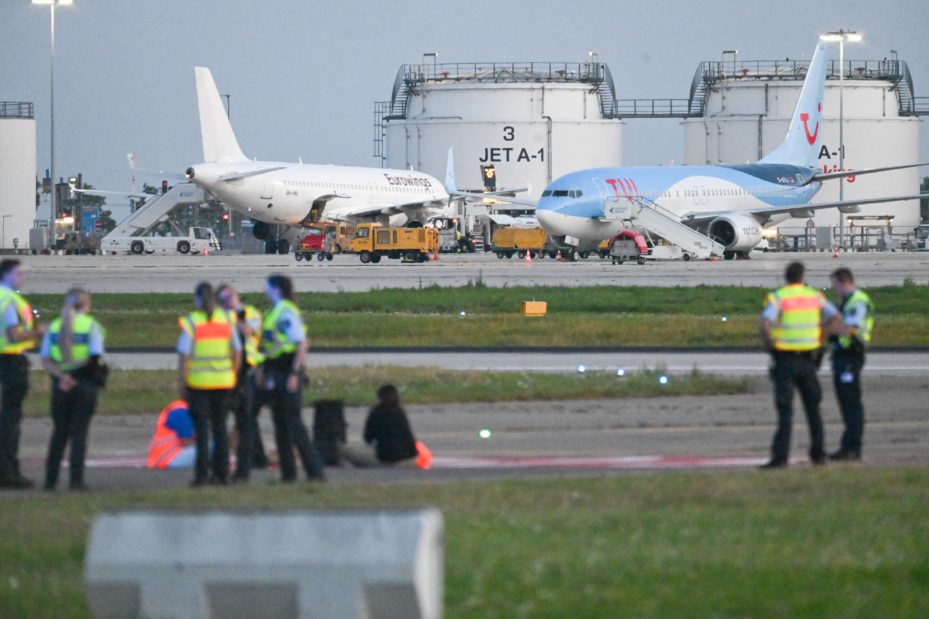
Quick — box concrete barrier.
[85,510,443,619]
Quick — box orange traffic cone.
[524,251,532,265]
[432,251,439,261]
[203,245,209,256]
[556,250,563,262]
[832,246,839,258]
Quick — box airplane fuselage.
[537,164,823,251]
[186,161,450,227]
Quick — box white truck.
[102,226,221,255]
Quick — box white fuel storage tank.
[0,102,36,251]
[682,56,924,231]
[380,60,623,200]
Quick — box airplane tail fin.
[194,67,247,163]
[445,147,457,193]
[760,43,828,166]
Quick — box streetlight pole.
[820,29,862,250]
[33,0,73,251]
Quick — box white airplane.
[526,43,928,258]
[184,67,456,243]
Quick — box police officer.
[759,261,839,469]
[260,274,325,482]
[177,282,241,486]
[217,283,266,481]
[828,267,873,461]
[0,259,47,489]
[40,288,105,491]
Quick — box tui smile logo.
[800,103,822,145]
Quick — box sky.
[2,0,927,214]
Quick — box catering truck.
[349,223,438,264]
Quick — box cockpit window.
[542,190,552,197]
[552,190,569,197]
[570,190,583,198]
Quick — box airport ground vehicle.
[102,226,221,255]
[491,226,547,259]
[294,230,333,262]
[349,223,438,264]
[60,232,99,255]
[608,230,649,265]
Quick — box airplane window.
[542,190,552,197]
[552,190,569,197]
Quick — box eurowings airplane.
[532,43,927,258]
[184,67,454,242]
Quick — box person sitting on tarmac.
[341,384,419,468]
[147,400,196,470]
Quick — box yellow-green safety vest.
[48,314,102,371]
[768,284,824,352]
[180,309,236,390]
[240,304,265,367]
[838,289,874,349]
[262,300,302,360]
[0,288,36,355]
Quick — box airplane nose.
[536,208,566,236]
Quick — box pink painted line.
[66,454,774,471]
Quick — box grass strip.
[22,366,750,417]
[1,468,926,618]
[24,284,929,348]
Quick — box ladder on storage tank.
[603,196,725,259]
[102,183,208,241]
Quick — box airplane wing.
[682,193,929,224]
[452,191,539,206]
[69,186,149,200]
[808,162,929,184]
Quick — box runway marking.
[79,454,774,471]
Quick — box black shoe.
[0,475,35,489]
[829,450,861,462]
[811,456,827,466]
[69,482,89,492]
[305,473,326,483]
[758,460,787,470]
[43,481,56,492]
[190,478,208,488]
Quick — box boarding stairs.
[602,196,725,259]
[102,183,208,240]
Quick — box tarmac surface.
[17,249,929,293]
[11,370,928,491]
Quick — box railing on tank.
[386,62,613,120]
[687,58,925,117]
[612,99,691,117]
[0,102,34,119]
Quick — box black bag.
[71,356,108,388]
[313,400,346,466]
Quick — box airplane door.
[594,177,623,220]
[260,181,273,200]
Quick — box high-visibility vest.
[148,400,189,469]
[240,304,265,367]
[768,284,824,352]
[262,300,301,360]
[48,313,102,371]
[0,288,35,355]
[838,289,874,349]
[180,309,236,390]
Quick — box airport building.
[376,57,624,200]
[682,54,927,231]
[0,102,36,251]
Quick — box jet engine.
[707,213,763,252]
[251,221,270,240]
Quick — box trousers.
[45,378,97,488]
[187,388,232,484]
[0,354,29,480]
[770,350,824,463]
[266,369,324,481]
[833,351,865,455]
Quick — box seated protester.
[342,384,419,468]
[147,400,196,470]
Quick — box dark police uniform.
[830,289,874,460]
